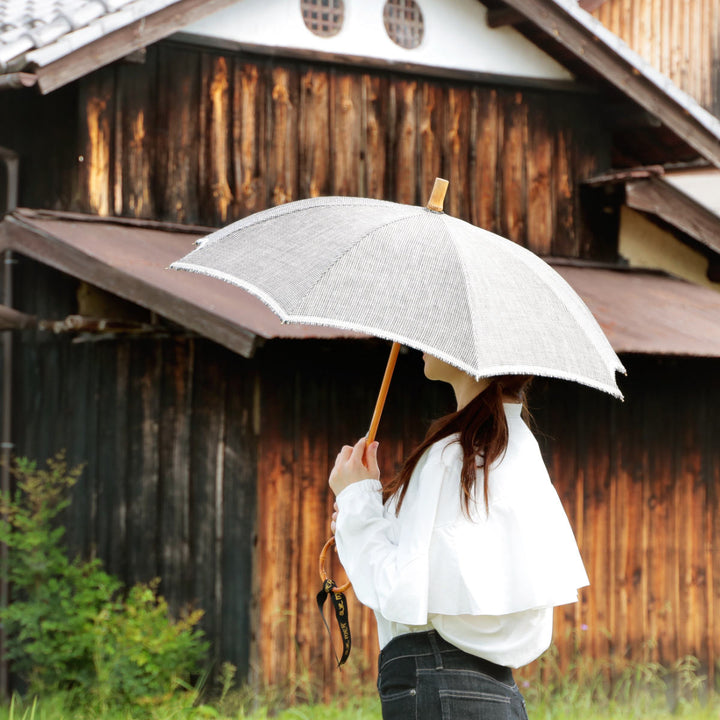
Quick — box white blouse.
[335,403,589,668]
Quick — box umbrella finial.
[426,177,449,212]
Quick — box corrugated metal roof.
[2,209,720,359]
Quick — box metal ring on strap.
[318,536,351,593]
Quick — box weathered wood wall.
[7,256,720,693]
[533,360,720,685]
[11,257,258,679]
[0,42,613,260]
[262,353,720,693]
[592,0,720,117]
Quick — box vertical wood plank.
[470,87,499,233]
[390,79,418,205]
[95,343,119,571]
[158,339,194,615]
[189,341,227,663]
[77,68,115,216]
[444,86,471,219]
[107,341,130,581]
[498,91,527,245]
[677,412,704,660]
[525,94,554,255]
[126,341,162,583]
[418,82,443,204]
[114,50,156,219]
[62,343,94,558]
[233,61,267,216]
[294,367,331,698]
[156,46,201,224]
[331,71,362,197]
[298,68,330,198]
[362,74,389,199]
[705,369,719,686]
[221,360,258,679]
[552,122,576,256]
[256,353,298,688]
[200,54,234,225]
[268,66,299,206]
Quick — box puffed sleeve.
[334,441,450,626]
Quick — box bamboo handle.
[366,341,401,444]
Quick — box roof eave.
[496,0,720,169]
[24,0,239,95]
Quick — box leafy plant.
[0,454,208,707]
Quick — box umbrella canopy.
[171,194,625,398]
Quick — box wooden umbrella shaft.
[367,342,401,444]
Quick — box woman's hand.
[329,437,380,497]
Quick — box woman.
[329,353,589,720]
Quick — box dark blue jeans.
[377,630,529,720]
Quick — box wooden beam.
[625,176,720,255]
[33,0,239,94]
[499,0,720,168]
[579,0,610,11]
[486,7,527,28]
[487,0,608,28]
[0,73,37,90]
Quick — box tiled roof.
[0,0,182,72]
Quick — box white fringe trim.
[170,260,625,399]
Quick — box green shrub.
[92,581,207,706]
[0,454,209,706]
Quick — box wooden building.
[1,0,720,695]
[590,0,720,117]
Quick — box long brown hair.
[382,375,532,516]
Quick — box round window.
[301,0,345,38]
[383,0,425,49]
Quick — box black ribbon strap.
[316,578,351,667]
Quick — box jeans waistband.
[379,630,514,686]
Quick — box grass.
[0,653,718,720]
[1,689,719,720]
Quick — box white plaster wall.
[619,207,720,292]
[180,0,574,82]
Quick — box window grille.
[383,0,424,49]
[301,0,344,38]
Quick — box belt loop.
[428,631,443,670]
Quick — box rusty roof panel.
[2,209,720,359]
[1,210,364,357]
[554,264,720,357]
